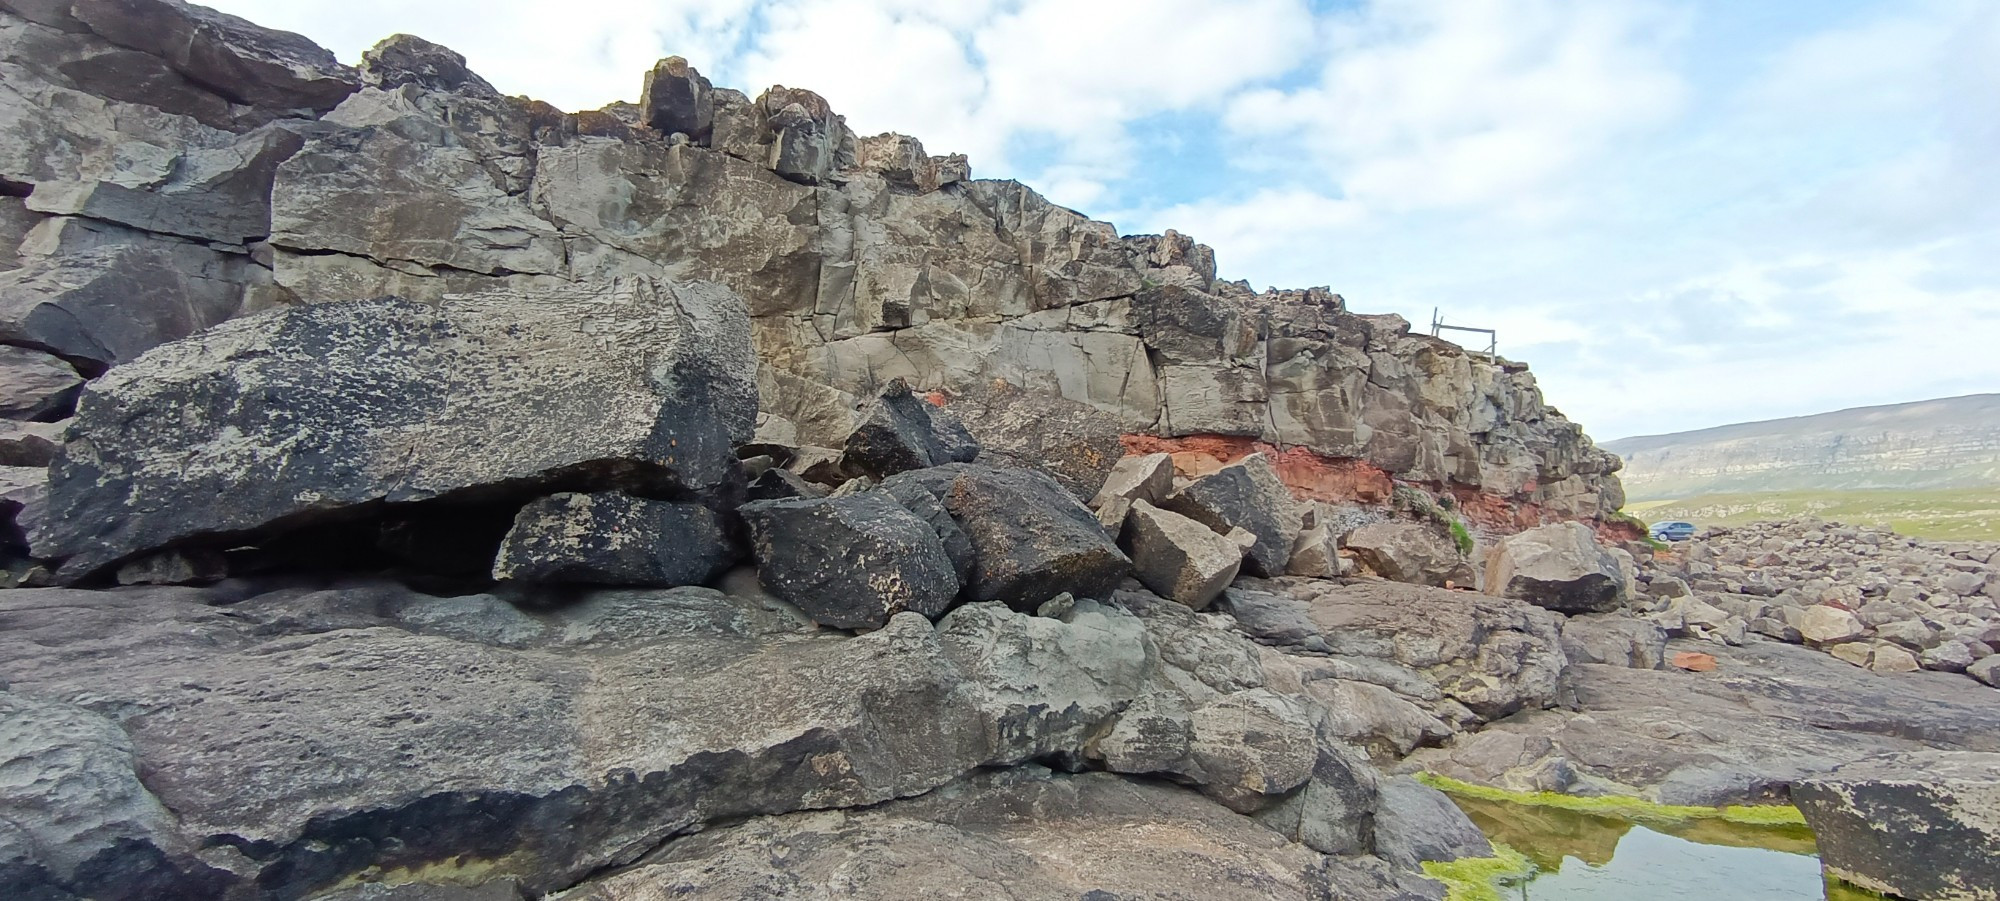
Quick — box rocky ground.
[0,3,1995,901]
[1630,518,2000,684]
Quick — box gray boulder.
[739,493,960,630]
[1484,521,1627,613]
[1344,520,1472,587]
[1123,500,1248,610]
[1794,752,2000,901]
[881,463,1130,608]
[0,345,83,421]
[1090,452,1174,510]
[839,378,979,480]
[1161,453,1302,577]
[34,277,755,581]
[492,492,733,587]
[1970,655,2000,687]
[1561,614,1668,668]
[1372,775,1493,870]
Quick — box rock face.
[8,0,1622,525]
[34,278,755,580]
[492,493,734,587]
[1485,521,1627,613]
[740,493,960,629]
[1793,752,2000,901]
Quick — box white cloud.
[1225,0,1688,214]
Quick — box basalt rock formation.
[5,5,1994,901]
[0,2,1622,538]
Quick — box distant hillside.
[1606,394,2000,502]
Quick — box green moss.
[1422,843,1535,901]
[1416,773,1807,828]
[1449,518,1475,556]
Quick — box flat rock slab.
[1408,638,2000,805]
[34,277,755,581]
[566,767,1433,901]
[0,581,1154,899]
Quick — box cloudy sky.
[207,0,1998,441]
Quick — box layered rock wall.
[0,5,1622,532]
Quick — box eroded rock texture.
[0,0,1623,534]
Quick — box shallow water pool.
[1444,794,1878,901]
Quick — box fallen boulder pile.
[1632,517,2000,683]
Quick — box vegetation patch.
[1627,487,2000,541]
[1416,773,1806,827]
[1421,843,1534,901]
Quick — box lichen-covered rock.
[839,377,979,480]
[492,492,733,587]
[1484,521,1627,613]
[881,463,1130,608]
[34,277,755,581]
[739,493,960,630]
[1794,752,2000,901]
[1162,453,1301,577]
[1123,500,1246,610]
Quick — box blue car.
[1650,521,1696,542]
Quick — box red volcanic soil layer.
[1121,435,1395,504]
[1122,434,1610,537]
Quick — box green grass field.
[1626,487,2000,542]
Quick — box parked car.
[1650,520,1696,542]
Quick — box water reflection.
[1445,795,1878,901]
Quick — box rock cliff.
[0,3,1623,532]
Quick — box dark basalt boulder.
[33,277,756,582]
[881,463,1130,609]
[739,493,960,629]
[1161,453,1302,577]
[640,56,714,142]
[492,492,735,587]
[840,377,980,480]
